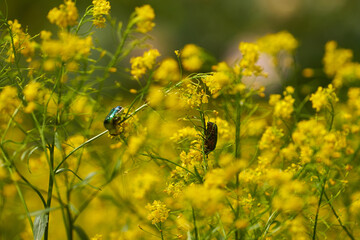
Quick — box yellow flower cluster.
[170,126,198,142]
[259,126,284,152]
[309,84,338,112]
[131,172,159,199]
[41,31,92,64]
[292,119,346,165]
[333,62,360,88]
[238,42,265,76]
[130,49,160,80]
[184,184,225,215]
[0,86,20,127]
[181,44,204,72]
[322,41,360,88]
[153,58,180,84]
[22,82,58,115]
[6,20,35,62]
[92,0,111,28]
[145,200,170,224]
[272,179,307,213]
[347,88,360,117]
[203,63,232,96]
[179,79,209,108]
[134,5,155,33]
[323,41,353,77]
[257,31,298,64]
[47,0,78,28]
[269,86,295,119]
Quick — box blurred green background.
[4,0,360,80]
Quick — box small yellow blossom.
[257,31,298,64]
[130,49,160,80]
[309,84,338,112]
[302,68,314,78]
[91,234,103,240]
[131,172,159,199]
[333,62,360,88]
[170,127,198,142]
[238,42,265,76]
[146,200,170,224]
[92,0,111,28]
[154,58,180,84]
[259,126,284,152]
[47,0,78,28]
[181,44,204,72]
[323,41,353,77]
[134,5,155,33]
[6,20,35,62]
[42,31,92,62]
[184,184,225,215]
[70,95,94,120]
[0,86,21,126]
[203,71,232,95]
[269,86,295,119]
[347,88,360,116]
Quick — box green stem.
[159,222,164,240]
[324,192,355,240]
[44,144,55,240]
[312,173,328,240]
[234,93,242,240]
[55,130,108,172]
[192,207,199,240]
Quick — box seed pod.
[204,122,218,155]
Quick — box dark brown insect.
[204,122,218,155]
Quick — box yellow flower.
[130,49,160,80]
[70,95,94,120]
[238,42,265,76]
[170,127,198,142]
[42,31,93,62]
[309,84,338,112]
[134,5,155,33]
[131,172,159,199]
[179,79,209,108]
[259,126,284,152]
[257,31,298,64]
[47,0,78,28]
[6,20,35,62]
[203,71,232,95]
[269,86,295,119]
[154,58,180,84]
[181,44,204,72]
[0,86,21,126]
[91,234,103,240]
[347,88,360,116]
[145,200,170,224]
[332,62,360,88]
[184,184,225,215]
[92,0,111,28]
[323,41,353,77]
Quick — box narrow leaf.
[33,214,48,240]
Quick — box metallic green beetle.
[104,106,124,136]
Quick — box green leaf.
[33,213,48,240]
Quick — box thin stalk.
[159,222,164,240]
[312,173,328,240]
[44,144,55,240]
[192,207,199,240]
[234,92,242,240]
[324,192,355,240]
[55,130,108,172]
